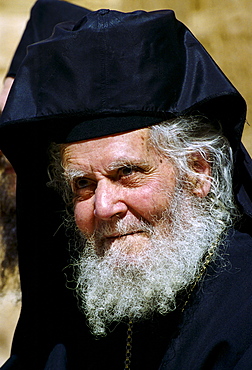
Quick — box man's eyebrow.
[107,159,151,172]
[64,168,88,181]
[63,159,152,180]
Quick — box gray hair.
[148,116,237,227]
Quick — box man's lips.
[105,231,145,239]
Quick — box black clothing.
[2,230,252,369]
[1,1,252,369]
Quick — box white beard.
[72,188,228,337]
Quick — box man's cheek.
[131,186,170,220]
[74,202,94,235]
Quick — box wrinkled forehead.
[60,127,159,173]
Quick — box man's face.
[61,127,220,336]
[62,128,177,256]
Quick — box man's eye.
[74,178,90,189]
[119,166,135,177]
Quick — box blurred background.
[0,0,251,154]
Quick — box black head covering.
[0,7,252,369]
[0,8,247,148]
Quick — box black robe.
[2,229,252,369]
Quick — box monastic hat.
[0,9,247,148]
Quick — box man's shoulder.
[224,228,252,270]
[160,229,252,369]
[205,228,252,294]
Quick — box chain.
[124,319,133,369]
[181,242,217,312]
[123,242,218,367]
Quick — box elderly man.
[1,2,252,369]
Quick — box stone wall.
[0,0,251,153]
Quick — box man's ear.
[188,152,211,198]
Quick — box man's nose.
[93,180,128,220]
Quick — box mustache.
[91,217,154,240]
